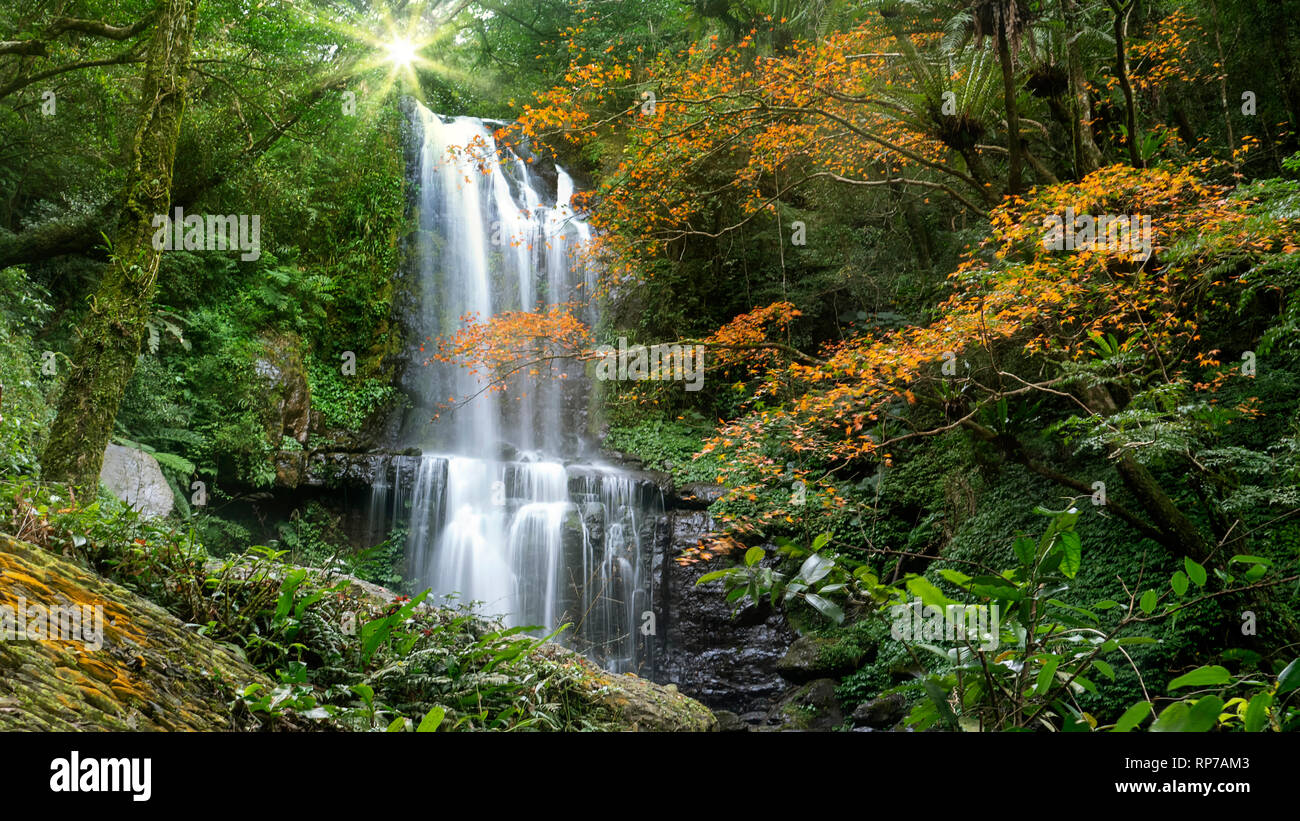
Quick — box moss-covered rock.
[776,634,865,683]
[0,533,271,730]
[532,646,717,732]
[764,678,844,731]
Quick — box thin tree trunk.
[1061,0,1101,174]
[41,0,202,494]
[1108,0,1142,167]
[1207,0,1237,166]
[996,26,1023,194]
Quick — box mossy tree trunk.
[40,0,202,495]
[995,26,1023,195]
[1061,0,1102,175]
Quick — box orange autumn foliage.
[693,164,1297,536]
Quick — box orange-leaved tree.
[690,162,1296,561]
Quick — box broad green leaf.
[696,568,736,585]
[1278,658,1300,695]
[1170,571,1188,597]
[1168,665,1231,690]
[1093,659,1116,681]
[937,568,972,586]
[1149,697,1229,732]
[1034,655,1060,697]
[798,551,834,584]
[1058,531,1082,579]
[804,593,844,624]
[1150,702,1191,732]
[1183,557,1207,587]
[744,546,765,566]
[1113,701,1151,732]
[417,706,446,732]
[350,683,374,707]
[1139,589,1158,614]
[1244,693,1272,732]
[905,575,957,608]
[1185,696,1225,731]
[1012,535,1036,568]
[811,532,832,552]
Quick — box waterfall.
[368,101,660,674]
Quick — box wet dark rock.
[272,451,422,490]
[652,509,796,714]
[671,482,727,509]
[851,693,907,729]
[713,709,749,732]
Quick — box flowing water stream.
[366,102,660,674]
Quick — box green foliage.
[603,410,715,483]
[1133,658,1300,733]
[697,532,850,623]
[306,354,399,432]
[0,268,54,476]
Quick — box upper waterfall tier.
[398,102,595,458]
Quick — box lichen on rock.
[0,533,270,730]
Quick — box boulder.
[99,444,173,519]
[851,693,907,729]
[765,678,844,730]
[0,533,272,730]
[776,634,865,683]
[713,709,749,732]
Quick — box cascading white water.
[370,101,660,673]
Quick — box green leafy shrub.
[306,354,399,431]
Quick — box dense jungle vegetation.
[2,0,1300,732]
